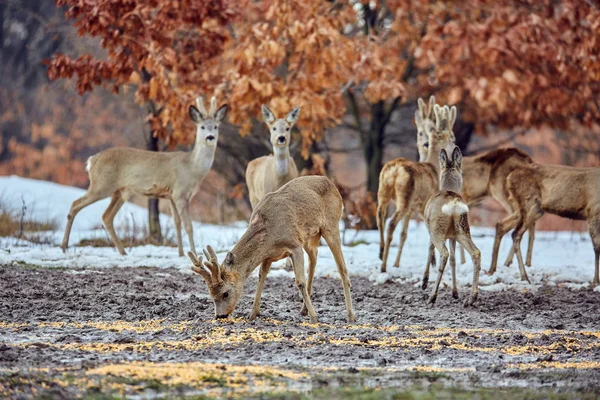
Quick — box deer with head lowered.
[246,105,300,209]
[423,146,481,306]
[187,175,355,323]
[61,96,228,256]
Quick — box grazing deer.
[502,164,600,285]
[61,96,228,256]
[246,105,300,209]
[377,104,456,272]
[423,146,481,306]
[414,104,535,273]
[188,176,355,323]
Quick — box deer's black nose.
[277,136,286,144]
[206,135,215,141]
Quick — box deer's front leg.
[290,247,318,323]
[249,261,272,320]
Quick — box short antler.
[188,251,212,284]
[203,245,223,284]
[188,246,223,286]
[209,96,217,118]
[196,96,208,118]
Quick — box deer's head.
[261,105,300,150]
[415,96,437,161]
[427,104,457,154]
[189,96,228,147]
[188,247,244,319]
[439,146,463,192]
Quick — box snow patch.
[0,176,597,293]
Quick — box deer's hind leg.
[422,241,435,290]
[455,215,481,307]
[428,234,449,305]
[300,236,320,316]
[61,189,106,253]
[392,214,411,268]
[322,227,355,323]
[588,215,600,287]
[381,208,409,273]
[102,191,127,255]
[449,239,458,299]
[377,196,390,261]
[290,247,318,323]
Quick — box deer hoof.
[421,279,428,290]
[427,295,437,305]
[452,290,459,300]
[248,311,258,321]
[309,316,319,324]
[346,311,356,323]
[300,305,308,316]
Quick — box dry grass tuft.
[0,199,58,244]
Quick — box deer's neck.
[230,223,269,279]
[191,142,216,176]
[423,142,445,176]
[273,146,290,177]
[440,173,462,193]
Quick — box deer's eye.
[223,292,229,299]
[201,126,205,130]
[286,127,290,131]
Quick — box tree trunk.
[365,101,386,196]
[146,128,162,244]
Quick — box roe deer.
[377,104,456,272]
[246,105,300,209]
[415,108,535,272]
[188,176,355,323]
[423,146,481,306]
[61,96,228,256]
[502,163,600,285]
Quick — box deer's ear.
[427,96,436,118]
[286,106,301,125]
[449,106,457,129]
[189,105,203,123]
[414,109,423,129]
[261,105,275,125]
[452,146,462,165]
[215,104,228,122]
[417,98,426,118]
[439,148,449,167]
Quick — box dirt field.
[1,264,599,399]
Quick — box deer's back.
[508,163,600,220]
[87,147,190,197]
[253,176,342,238]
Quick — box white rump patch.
[85,156,93,172]
[442,199,469,216]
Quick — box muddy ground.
[1,264,599,399]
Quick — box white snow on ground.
[1,176,598,293]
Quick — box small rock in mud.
[347,367,359,373]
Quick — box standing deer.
[502,163,600,285]
[188,176,355,323]
[423,146,481,306]
[246,105,300,209]
[377,104,456,272]
[61,96,228,256]
[414,102,535,273]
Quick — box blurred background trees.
[2,0,599,234]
